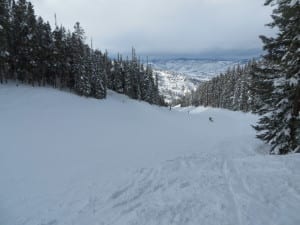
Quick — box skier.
[209,117,214,122]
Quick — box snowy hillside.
[1,84,300,225]
[151,58,248,103]
[154,70,201,104]
[151,58,247,79]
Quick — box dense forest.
[0,0,165,105]
[179,60,258,112]
[0,0,299,155]
[180,0,300,154]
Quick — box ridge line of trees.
[181,60,258,112]
[179,0,299,155]
[0,0,165,105]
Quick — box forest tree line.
[180,60,258,112]
[0,0,165,105]
[180,0,299,155]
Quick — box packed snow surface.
[0,84,299,225]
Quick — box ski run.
[1,84,300,225]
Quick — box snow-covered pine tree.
[71,22,91,96]
[129,48,141,100]
[222,68,236,109]
[34,17,52,86]
[65,30,81,90]
[90,50,106,99]
[0,1,164,105]
[232,65,243,110]
[116,55,124,93]
[239,71,249,112]
[122,58,132,96]
[110,55,124,93]
[77,47,91,97]
[253,0,300,154]
[242,60,257,112]
[0,0,10,83]
[52,25,66,88]
[10,0,29,83]
[143,64,153,103]
[25,1,37,86]
[189,61,257,112]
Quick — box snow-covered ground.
[1,84,299,225]
[154,70,201,104]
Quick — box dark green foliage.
[90,50,106,99]
[252,0,300,154]
[0,0,164,106]
[106,47,164,105]
[188,60,257,112]
[0,0,10,83]
[185,0,299,154]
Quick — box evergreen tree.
[25,1,37,86]
[188,61,257,112]
[71,22,90,95]
[110,56,124,93]
[35,18,53,86]
[143,64,154,103]
[253,0,300,154]
[0,0,165,106]
[0,0,10,83]
[52,25,65,87]
[90,50,106,99]
[10,0,28,82]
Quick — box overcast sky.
[30,0,275,56]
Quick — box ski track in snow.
[0,84,300,225]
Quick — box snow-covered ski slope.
[1,84,299,225]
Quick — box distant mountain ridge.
[150,58,250,104]
[151,58,248,79]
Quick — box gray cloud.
[30,0,275,55]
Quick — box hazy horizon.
[31,0,275,56]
